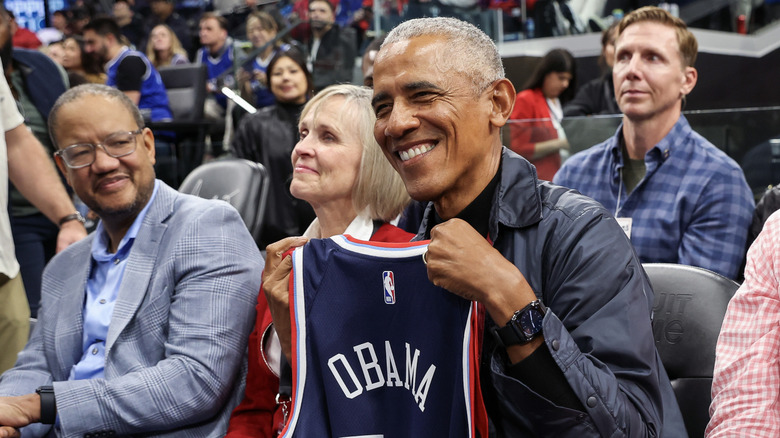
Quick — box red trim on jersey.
[342,234,427,248]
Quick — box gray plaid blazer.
[0,182,263,437]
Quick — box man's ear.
[488,78,516,128]
[141,127,156,165]
[53,154,73,187]
[681,66,697,97]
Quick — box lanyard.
[616,168,624,217]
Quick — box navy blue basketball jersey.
[280,235,486,438]
[106,48,172,122]
[197,43,234,108]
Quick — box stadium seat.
[178,158,269,246]
[148,64,213,185]
[643,263,739,438]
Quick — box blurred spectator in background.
[113,0,148,50]
[232,47,316,247]
[83,17,172,123]
[238,11,290,109]
[336,0,364,27]
[2,6,73,319]
[36,12,65,46]
[533,0,586,37]
[197,12,241,120]
[360,34,384,87]
[509,48,575,181]
[68,7,92,36]
[51,9,70,36]
[555,6,754,280]
[62,36,107,84]
[564,21,621,116]
[44,40,66,65]
[146,0,193,55]
[302,0,356,92]
[7,10,41,49]
[146,24,190,69]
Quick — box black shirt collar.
[425,160,501,239]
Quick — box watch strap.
[58,211,86,227]
[36,385,56,424]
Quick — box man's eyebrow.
[372,91,389,108]
[404,81,441,92]
[371,81,442,108]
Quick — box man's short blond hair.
[619,6,698,68]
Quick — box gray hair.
[382,17,505,94]
[300,84,410,222]
[48,84,145,148]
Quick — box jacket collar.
[491,147,544,239]
[105,181,174,351]
[608,114,691,182]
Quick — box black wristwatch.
[36,386,56,424]
[493,300,547,347]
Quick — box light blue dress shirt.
[69,181,160,381]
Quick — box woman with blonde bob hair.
[225,84,412,437]
[293,84,410,233]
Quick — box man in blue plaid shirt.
[555,6,753,280]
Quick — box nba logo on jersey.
[383,271,395,304]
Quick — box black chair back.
[644,263,739,438]
[158,64,207,122]
[178,159,269,245]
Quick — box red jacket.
[12,28,41,49]
[225,223,415,437]
[509,87,561,181]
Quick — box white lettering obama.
[326,341,436,412]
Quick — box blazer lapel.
[53,240,91,380]
[105,183,174,352]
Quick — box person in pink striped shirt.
[708,209,780,437]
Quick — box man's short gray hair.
[382,17,505,94]
[48,84,145,148]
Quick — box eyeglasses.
[55,129,143,169]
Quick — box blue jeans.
[10,212,57,318]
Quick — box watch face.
[520,307,544,338]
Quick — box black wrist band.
[36,386,56,424]
[58,211,86,227]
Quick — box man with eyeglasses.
[0,84,263,438]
